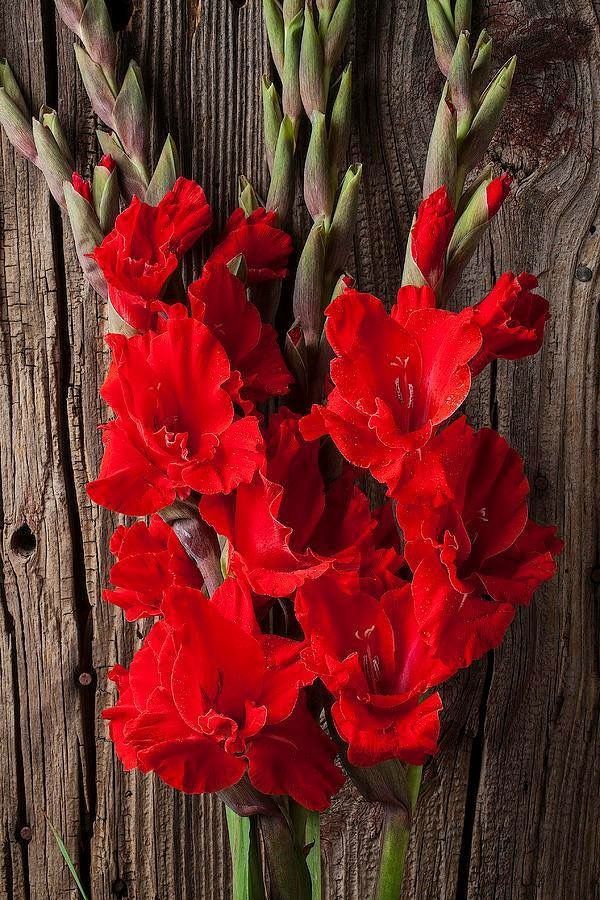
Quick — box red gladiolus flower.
[201,408,404,598]
[86,315,264,516]
[72,172,93,204]
[207,207,293,283]
[94,177,212,330]
[394,418,562,667]
[189,263,292,410]
[104,580,344,810]
[301,287,482,488]
[296,573,454,767]
[409,186,455,289]
[469,272,550,375]
[104,515,203,621]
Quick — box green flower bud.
[304,111,335,221]
[40,105,75,169]
[97,130,148,200]
[458,55,516,177]
[92,156,119,232]
[454,0,472,36]
[146,134,180,205]
[64,179,107,295]
[299,3,326,117]
[470,30,493,102]
[263,0,285,77]
[32,119,73,208]
[266,115,296,220]
[423,88,457,199]
[55,0,85,34]
[328,62,352,175]
[0,81,37,164]
[293,220,327,352]
[113,61,149,170]
[325,163,362,282]
[323,0,353,72]
[78,0,117,89]
[262,77,283,173]
[74,43,116,127]
[282,8,304,124]
[426,0,456,76]
[238,176,262,216]
[449,31,474,143]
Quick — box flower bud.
[263,0,285,77]
[448,31,474,143]
[92,155,119,232]
[40,105,74,168]
[97,129,148,200]
[113,62,148,169]
[0,87,37,164]
[426,0,457,77]
[262,77,283,173]
[454,0,472,35]
[63,179,107,295]
[78,0,117,87]
[423,88,457,200]
[55,0,85,34]
[238,176,262,216]
[72,171,93,204]
[145,134,180,205]
[323,0,353,72]
[328,62,352,175]
[471,30,492,102]
[304,111,334,221]
[74,44,116,127]
[459,55,516,176]
[299,3,326,117]
[282,9,304,124]
[445,171,511,296]
[266,116,296,220]
[293,220,327,353]
[32,118,73,208]
[285,319,308,394]
[325,163,362,282]
[0,59,28,116]
[402,185,455,292]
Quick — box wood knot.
[10,523,37,559]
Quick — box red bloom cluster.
[91,182,560,811]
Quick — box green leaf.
[305,811,322,899]
[46,816,89,900]
[226,809,266,900]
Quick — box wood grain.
[1,0,598,897]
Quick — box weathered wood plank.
[1,0,599,898]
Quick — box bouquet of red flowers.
[0,0,562,896]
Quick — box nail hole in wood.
[10,524,37,559]
[112,878,128,897]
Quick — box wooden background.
[1,0,599,897]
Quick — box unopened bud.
[423,88,457,199]
[299,4,325,117]
[40,106,74,168]
[266,116,296,220]
[64,179,107,296]
[328,62,352,175]
[304,111,334,221]
[282,9,304,124]
[97,130,148,200]
[448,32,474,143]
[92,157,119,232]
[454,0,472,36]
[470,30,492,102]
[146,134,180,205]
[325,163,362,281]
[262,78,283,173]
[78,0,117,89]
[293,220,327,353]
[0,90,37,163]
[238,176,262,216]
[459,55,516,176]
[113,62,148,169]
[426,0,457,77]
[55,0,85,34]
[74,44,116,127]
[323,0,353,72]
[285,319,308,394]
[445,171,511,296]
[263,0,285,77]
[32,119,73,208]
[0,60,28,115]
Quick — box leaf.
[225,808,266,900]
[45,815,89,900]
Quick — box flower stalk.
[375,766,422,900]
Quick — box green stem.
[375,766,422,900]
[226,809,266,900]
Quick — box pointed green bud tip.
[238,176,262,216]
[426,0,457,76]
[263,0,285,77]
[0,87,37,163]
[0,59,28,116]
[226,253,248,282]
[145,133,180,205]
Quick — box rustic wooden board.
[1,1,598,898]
